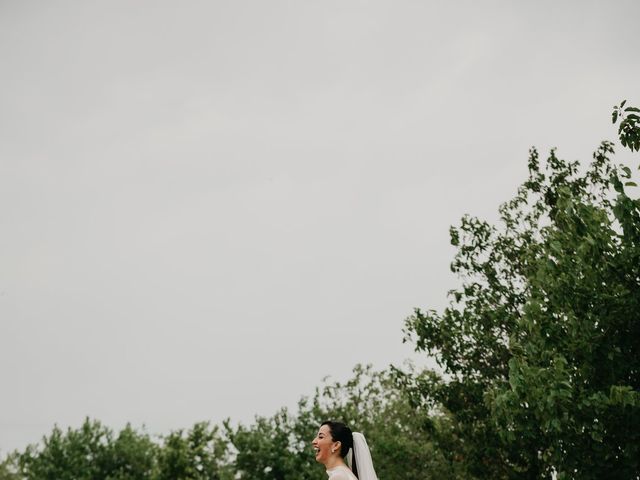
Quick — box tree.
[225,364,467,480]
[9,419,233,480]
[405,106,640,478]
[18,419,113,480]
[307,364,467,480]
[612,99,640,153]
[156,422,232,480]
[103,424,157,480]
[0,453,20,480]
[225,409,314,480]
[15,419,158,480]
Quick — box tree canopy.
[404,100,639,479]
[0,366,463,480]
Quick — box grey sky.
[1,0,638,454]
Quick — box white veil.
[346,432,378,480]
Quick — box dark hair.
[321,421,357,478]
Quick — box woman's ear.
[331,440,341,454]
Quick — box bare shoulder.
[327,467,357,480]
[329,473,353,480]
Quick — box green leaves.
[9,419,233,480]
[14,419,157,480]
[1,365,465,480]
[612,99,640,152]
[224,364,467,480]
[406,121,640,478]
[157,423,232,480]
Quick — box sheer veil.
[347,432,378,480]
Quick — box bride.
[312,421,378,480]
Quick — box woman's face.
[312,424,339,464]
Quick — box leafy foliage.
[18,419,117,480]
[613,99,640,153]
[103,424,157,480]
[7,420,232,480]
[405,136,640,478]
[225,364,467,480]
[0,453,20,480]
[156,423,232,480]
[1,367,462,480]
[224,409,314,480]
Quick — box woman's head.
[312,421,356,474]
[320,421,353,457]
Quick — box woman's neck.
[325,457,347,471]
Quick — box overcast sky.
[1,0,638,454]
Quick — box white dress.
[326,465,358,480]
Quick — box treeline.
[0,366,465,480]
[2,103,639,479]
